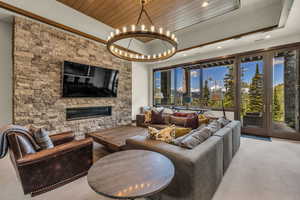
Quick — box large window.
[154,60,235,109]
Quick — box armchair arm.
[17,138,93,166]
[50,131,75,146]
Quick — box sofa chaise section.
[126,135,223,200]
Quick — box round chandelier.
[106,0,178,62]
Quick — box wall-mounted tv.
[62,61,119,98]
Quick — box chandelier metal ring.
[107,27,178,62]
[106,0,179,62]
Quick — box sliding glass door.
[239,49,300,140]
[239,54,268,136]
[269,49,300,140]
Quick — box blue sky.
[155,57,284,90]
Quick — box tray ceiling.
[57,0,240,42]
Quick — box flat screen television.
[62,61,119,98]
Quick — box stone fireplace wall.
[13,17,132,136]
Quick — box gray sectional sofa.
[126,120,241,200]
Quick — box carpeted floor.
[0,138,300,200]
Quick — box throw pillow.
[185,113,199,129]
[173,112,189,117]
[203,110,219,120]
[31,127,54,149]
[163,108,174,115]
[175,127,192,138]
[179,126,212,149]
[171,124,206,146]
[170,115,187,127]
[148,125,176,143]
[217,117,231,128]
[206,120,222,135]
[198,114,209,125]
[151,109,165,124]
[144,110,152,123]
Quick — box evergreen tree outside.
[248,64,264,113]
[272,84,284,122]
[203,80,210,106]
[223,65,235,108]
[272,86,281,121]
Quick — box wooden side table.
[87,150,175,199]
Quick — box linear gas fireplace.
[66,106,112,121]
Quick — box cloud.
[273,58,284,65]
[191,88,200,92]
[191,70,199,77]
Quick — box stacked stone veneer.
[13,17,132,136]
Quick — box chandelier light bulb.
[116,29,120,35]
[147,55,151,59]
[172,47,175,52]
[141,24,145,31]
[135,54,139,59]
[175,38,178,42]
[123,26,127,33]
[110,32,114,37]
[111,46,114,50]
[151,26,155,32]
[131,25,136,31]
[163,51,167,56]
[153,54,157,59]
[119,50,123,55]
[166,30,170,37]
[141,55,145,59]
[125,52,128,57]
[158,53,162,58]
[171,34,175,39]
[130,54,133,58]
[168,49,171,54]
[159,27,163,34]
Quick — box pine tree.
[203,80,210,106]
[248,64,263,113]
[272,86,281,121]
[223,65,234,108]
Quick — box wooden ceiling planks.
[57,0,240,42]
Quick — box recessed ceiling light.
[217,46,222,49]
[265,35,271,39]
[202,1,209,7]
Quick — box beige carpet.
[0,138,300,200]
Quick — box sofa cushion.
[185,113,199,129]
[178,126,212,149]
[151,109,164,124]
[16,134,37,155]
[170,115,187,126]
[148,125,176,143]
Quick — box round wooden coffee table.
[87,150,175,200]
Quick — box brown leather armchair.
[7,130,93,196]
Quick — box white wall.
[132,62,149,120]
[0,0,149,54]
[0,20,12,126]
